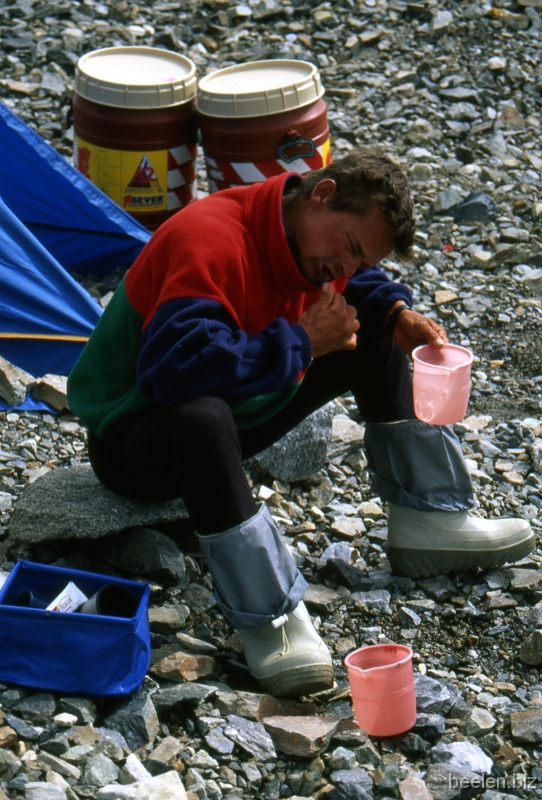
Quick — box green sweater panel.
[67,279,152,439]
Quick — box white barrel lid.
[197,59,324,118]
[75,46,197,109]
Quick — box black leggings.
[88,334,415,534]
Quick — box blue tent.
[0,103,152,410]
[0,103,151,276]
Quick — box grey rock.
[431,741,493,774]
[434,187,463,213]
[148,605,190,633]
[460,708,497,737]
[97,769,187,799]
[398,732,431,754]
[95,736,125,763]
[38,752,81,781]
[40,733,70,756]
[32,375,68,411]
[101,528,186,585]
[510,708,542,742]
[351,589,391,614]
[308,477,335,508]
[430,10,453,37]
[440,88,480,103]
[0,356,35,406]
[327,415,365,459]
[520,629,542,664]
[0,748,22,781]
[446,103,479,122]
[253,404,334,481]
[415,676,457,714]
[398,606,422,627]
[24,785,67,800]
[84,753,120,788]
[329,785,373,800]
[527,602,542,628]
[57,698,97,726]
[175,633,217,655]
[103,691,159,751]
[5,713,42,740]
[320,542,355,564]
[203,723,235,755]
[423,763,481,800]
[9,465,188,544]
[118,753,152,785]
[329,747,356,770]
[16,692,56,725]
[224,714,277,761]
[507,568,542,592]
[331,767,373,789]
[417,574,456,600]
[152,683,217,715]
[412,712,446,740]
[452,192,496,224]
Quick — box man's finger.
[318,282,335,306]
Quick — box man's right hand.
[298,283,360,358]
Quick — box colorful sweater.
[67,173,412,439]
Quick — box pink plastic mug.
[412,344,473,425]
[345,644,416,737]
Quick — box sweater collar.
[244,173,322,295]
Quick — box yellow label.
[75,137,168,213]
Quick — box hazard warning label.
[75,138,167,212]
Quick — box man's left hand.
[392,309,448,355]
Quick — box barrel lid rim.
[197,59,324,118]
[75,46,198,108]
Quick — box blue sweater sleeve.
[137,297,313,405]
[345,266,413,335]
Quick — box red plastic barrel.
[197,60,332,192]
[73,47,198,231]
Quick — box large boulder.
[9,466,188,545]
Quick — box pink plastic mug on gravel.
[412,343,473,426]
[345,644,416,737]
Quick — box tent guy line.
[0,333,90,342]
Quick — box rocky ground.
[1,0,542,799]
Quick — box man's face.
[285,179,395,285]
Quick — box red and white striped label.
[167,143,198,209]
[205,139,332,193]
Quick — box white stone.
[98,770,187,800]
[53,713,77,728]
[488,56,507,70]
[24,783,67,800]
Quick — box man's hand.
[392,308,448,355]
[298,283,360,358]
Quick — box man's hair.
[291,149,416,263]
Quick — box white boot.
[387,503,535,578]
[238,601,334,698]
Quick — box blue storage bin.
[0,560,151,697]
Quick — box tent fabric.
[0,192,104,410]
[0,102,153,411]
[0,102,151,277]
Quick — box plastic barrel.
[197,60,332,193]
[73,46,198,231]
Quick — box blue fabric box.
[0,560,151,697]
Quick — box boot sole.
[257,665,334,698]
[387,535,536,579]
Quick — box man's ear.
[310,179,337,207]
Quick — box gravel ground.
[1,1,542,800]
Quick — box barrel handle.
[277,129,316,163]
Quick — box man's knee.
[170,395,237,439]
